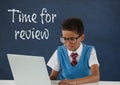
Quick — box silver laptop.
[7,54,52,85]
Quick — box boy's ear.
[80,34,85,41]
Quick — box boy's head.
[62,18,84,36]
[61,18,85,51]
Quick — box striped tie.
[70,52,78,66]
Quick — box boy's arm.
[75,64,100,84]
[58,64,100,85]
[50,70,59,80]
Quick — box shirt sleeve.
[89,47,99,67]
[47,50,60,71]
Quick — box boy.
[47,18,100,85]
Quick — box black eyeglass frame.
[60,35,81,44]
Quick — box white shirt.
[47,43,99,71]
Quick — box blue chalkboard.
[0,0,120,81]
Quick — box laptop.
[7,54,58,85]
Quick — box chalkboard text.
[7,8,57,40]
[8,8,57,24]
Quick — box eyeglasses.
[60,35,80,44]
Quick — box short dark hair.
[62,18,84,36]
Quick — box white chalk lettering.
[20,30,26,40]
[40,8,57,24]
[8,9,19,23]
[15,28,49,40]
[8,9,37,23]
[41,28,49,39]
[8,8,57,24]
[8,8,57,40]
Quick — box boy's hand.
[58,79,76,85]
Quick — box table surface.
[0,80,120,85]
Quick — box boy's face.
[61,30,84,51]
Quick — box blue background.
[0,0,120,81]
